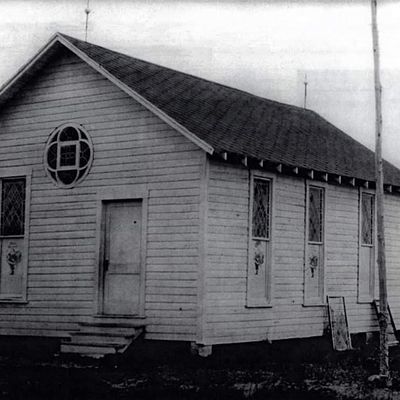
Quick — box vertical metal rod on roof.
[303,73,308,109]
[371,0,389,380]
[85,0,91,42]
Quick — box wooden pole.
[371,0,389,378]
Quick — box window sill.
[0,298,27,304]
[0,235,24,239]
[303,302,326,307]
[357,297,374,304]
[246,301,273,308]
[94,313,146,319]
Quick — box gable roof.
[1,33,400,188]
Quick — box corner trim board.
[196,153,209,344]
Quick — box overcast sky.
[1,0,400,166]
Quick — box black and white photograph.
[0,0,400,398]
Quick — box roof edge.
[0,32,214,155]
[57,34,214,154]
[0,32,60,98]
[214,150,400,190]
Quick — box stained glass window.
[60,145,77,167]
[252,178,270,239]
[59,126,79,141]
[45,123,93,188]
[79,142,91,168]
[247,176,272,306]
[308,187,324,243]
[361,193,374,245]
[1,179,25,236]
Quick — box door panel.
[247,239,270,305]
[104,274,140,316]
[0,238,24,296]
[359,246,374,300]
[103,201,142,315]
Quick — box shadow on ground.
[0,334,400,399]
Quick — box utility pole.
[371,0,389,379]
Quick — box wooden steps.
[373,301,399,347]
[60,319,145,358]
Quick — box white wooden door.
[103,201,142,315]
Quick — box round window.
[44,123,93,188]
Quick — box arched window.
[44,123,93,188]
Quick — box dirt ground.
[1,335,400,399]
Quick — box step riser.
[79,327,141,336]
[91,318,146,325]
[60,344,117,356]
[76,331,138,338]
[81,321,145,329]
[66,335,130,346]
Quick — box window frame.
[246,170,274,308]
[360,191,375,247]
[251,177,271,241]
[308,186,324,245]
[304,182,326,306]
[44,122,94,189]
[0,178,26,238]
[57,141,79,170]
[0,167,31,303]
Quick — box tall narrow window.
[0,178,27,299]
[358,192,375,302]
[1,179,25,236]
[361,193,374,246]
[304,185,325,305]
[308,187,323,243]
[247,176,272,307]
[252,179,270,239]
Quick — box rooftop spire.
[84,0,91,42]
[303,73,308,109]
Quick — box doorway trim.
[93,185,149,318]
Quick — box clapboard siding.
[203,159,400,345]
[2,44,400,346]
[0,48,203,340]
[325,185,375,333]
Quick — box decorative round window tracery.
[44,123,93,188]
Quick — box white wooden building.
[0,33,399,356]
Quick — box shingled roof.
[2,33,400,188]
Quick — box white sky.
[1,0,400,166]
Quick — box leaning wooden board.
[327,296,352,351]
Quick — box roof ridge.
[58,32,308,114]
[59,32,400,182]
[2,32,398,186]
